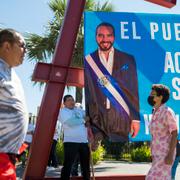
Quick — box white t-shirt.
[53,120,62,141]
[25,123,35,143]
[58,107,88,143]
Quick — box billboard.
[84,12,180,141]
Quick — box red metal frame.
[23,0,86,179]
[32,62,84,87]
[145,0,176,8]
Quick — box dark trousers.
[48,139,58,167]
[71,154,83,176]
[61,142,90,180]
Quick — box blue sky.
[0,0,180,114]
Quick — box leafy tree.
[26,0,113,102]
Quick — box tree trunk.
[75,87,83,103]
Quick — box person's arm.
[130,120,140,138]
[165,130,177,165]
[130,58,140,138]
[84,62,91,120]
[164,110,178,164]
[84,116,93,142]
[121,55,140,138]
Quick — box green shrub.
[131,145,151,162]
[91,144,105,165]
[56,140,105,165]
[121,152,131,161]
[56,140,64,165]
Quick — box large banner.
[84,12,180,141]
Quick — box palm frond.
[85,0,95,11]
[25,33,54,62]
[94,1,113,12]
[49,0,67,17]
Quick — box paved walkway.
[17,160,180,179]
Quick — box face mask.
[147,96,155,106]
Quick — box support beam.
[32,62,84,87]
[145,0,176,8]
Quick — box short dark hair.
[0,28,20,47]
[96,22,115,36]
[63,95,73,103]
[152,84,170,104]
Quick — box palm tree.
[26,0,113,103]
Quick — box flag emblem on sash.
[98,75,110,87]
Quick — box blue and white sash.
[85,54,130,118]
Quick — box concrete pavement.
[16,160,180,179]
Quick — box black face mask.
[147,96,155,106]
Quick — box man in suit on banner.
[84,22,140,149]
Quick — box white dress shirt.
[98,47,114,109]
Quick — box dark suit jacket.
[176,141,180,157]
[85,48,140,141]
